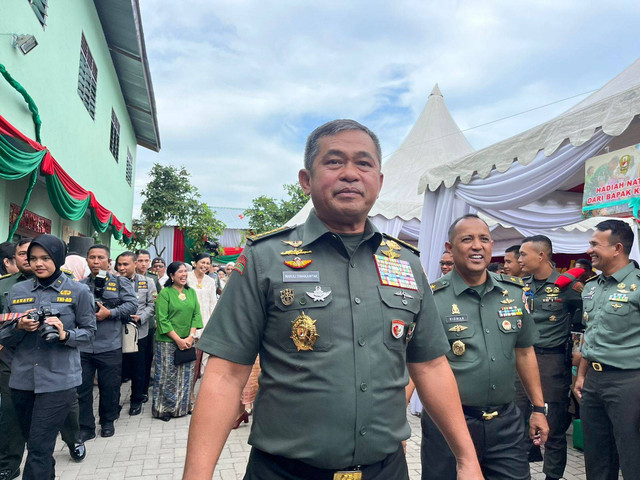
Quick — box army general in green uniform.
[183,120,483,480]
[575,219,640,480]
[422,214,549,480]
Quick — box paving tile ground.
[34,383,620,479]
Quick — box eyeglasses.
[439,261,454,266]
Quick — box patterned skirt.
[152,341,196,418]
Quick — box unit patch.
[234,254,248,275]
[391,319,405,339]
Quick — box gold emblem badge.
[452,340,466,356]
[451,304,461,315]
[610,303,623,309]
[553,287,560,294]
[500,298,515,304]
[449,325,468,333]
[502,320,512,330]
[583,312,588,322]
[281,248,312,256]
[502,289,509,297]
[59,290,72,296]
[282,240,302,248]
[618,283,626,290]
[549,315,557,322]
[290,312,319,351]
[381,249,400,259]
[280,289,295,306]
[545,287,553,294]
[284,257,313,269]
[632,284,637,291]
[385,240,401,251]
[333,472,362,480]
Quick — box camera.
[93,269,107,313]
[27,305,61,343]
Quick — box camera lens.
[38,324,60,343]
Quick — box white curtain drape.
[417,130,633,281]
[220,229,243,248]
[153,226,175,263]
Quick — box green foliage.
[245,183,308,234]
[123,164,225,257]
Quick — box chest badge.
[290,312,319,351]
[501,289,509,297]
[306,286,330,302]
[449,324,468,333]
[631,284,637,291]
[284,257,313,269]
[501,298,514,304]
[373,254,417,291]
[281,240,302,248]
[610,303,623,309]
[281,248,312,256]
[617,283,626,290]
[280,289,295,306]
[549,315,557,322]
[391,319,405,339]
[502,320,512,330]
[452,340,466,356]
[451,304,461,315]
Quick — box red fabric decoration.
[555,268,586,288]
[173,228,185,262]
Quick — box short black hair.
[152,257,165,265]
[487,262,503,272]
[87,244,110,257]
[521,235,553,258]
[115,251,136,263]
[575,258,592,269]
[16,237,33,247]
[0,242,16,275]
[135,249,151,257]
[595,220,634,255]
[505,245,521,258]
[447,214,489,242]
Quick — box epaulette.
[499,274,525,286]
[429,278,450,292]
[381,233,420,255]
[0,272,14,280]
[146,271,158,278]
[585,274,599,284]
[246,225,294,244]
[61,268,74,278]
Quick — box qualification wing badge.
[281,248,312,256]
[282,240,303,248]
[451,304,461,315]
[284,257,313,269]
[448,325,468,333]
[290,312,319,351]
[306,286,331,302]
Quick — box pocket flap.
[378,285,421,314]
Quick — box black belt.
[462,403,510,420]
[534,345,566,354]
[252,447,400,479]
[590,361,637,372]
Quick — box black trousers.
[421,402,530,480]
[243,446,408,480]
[582,368,640,480]
[143,327,155,395]
[11,388,75,480]
[59,394,80,445]
[78,348,122,432]
[0,363,25,476]
[123,334,147,404]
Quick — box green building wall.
[0,0,138,250]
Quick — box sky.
[133,0,640,217]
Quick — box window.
[109,109,120,161]
[77,33,98,119]
[29,0,48,28]
[126,148,133,186]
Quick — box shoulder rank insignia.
[247,225,293,244]
[585,274,599,284]
[382,233,420,255]
[284,257,312,269]
[0,273,13,280]
[282,240,302,248]
[290,312,319,351]
[500,274,524,286]
[306,286,330,302]
[430,280,448,292]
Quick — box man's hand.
[529,412,549,446]
[95,302,111,321]
[574,375,585,400]
[130,314,141,323]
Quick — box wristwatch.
[532,403,549,416]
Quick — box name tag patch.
[373,254,417,291]
[446,314,468,323]
[12,297,35,304]
[283,271,320,283]
[55,297,73,303]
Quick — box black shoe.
[142,394,149,403]
[78,429,96,442]
[100,422,115,437]
[67,441,86,462]
[156,414,171,422]
[0,469,20,480]
[129,403,142,416]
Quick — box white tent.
[286,85,474,241]
[418,58,640,281]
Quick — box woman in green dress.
[152,261,203,421]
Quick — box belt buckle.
[482,410,499,420]
[592,362,603,371]
[334,471,363,480]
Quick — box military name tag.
[55,297,73,303]
[446,314,468,323]
[373,254,417,291]
[12,297,35,304]
[282,271,320,283]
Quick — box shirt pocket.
[602,301,631,333]
[444,322,476,363]
[497,315,521,359]
[378,285,421,351]
[271,284,334,352]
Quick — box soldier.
[503,244,523,278]
[115,251,156,415]
[574,219,640,479]
[183,119,483,479]
[423,214,549,480]
[439,250,454,276]
[76,244,137,439]
[517,235,581,480]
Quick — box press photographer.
[73,244,137,440]
[0,234,96,480]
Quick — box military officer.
[183,119,483,480]
[503,244,523,278]
[423,214,549,480]
[115,251,156,415]
[517,235,581,480]
[574,219,640,479]
[76,244,137,439]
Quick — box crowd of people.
[0,235,241,480]
[1,117,639,480]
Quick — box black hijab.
[27,234,67,286]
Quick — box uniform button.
[299,298,307,305]
[360,382,368,392]
[480,304,484,308]
[485,328,490,334]
[350,262,356,268]
[360,427,367,436]
[358,337,366,346]
[354,297,361,304]
[491,356,496,361]
[491,384,496,390]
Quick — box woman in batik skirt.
[153,261,203,421]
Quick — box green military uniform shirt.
[430,270,538,407]
[198,210,450,469]
[582,262,640,369]
[522,270,581,349]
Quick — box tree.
[245,183,308,234]
[124,164,225,257]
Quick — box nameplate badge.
[282,271,320,283]
[446,314,469,323]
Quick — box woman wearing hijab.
[0,234,96,480]
[153,261,203,421]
